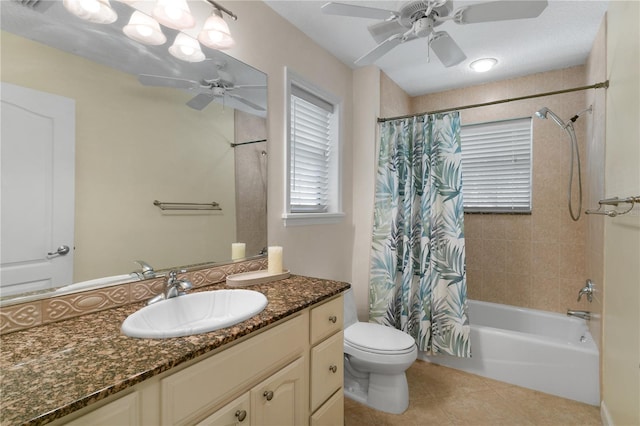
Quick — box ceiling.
[264,0,609,96]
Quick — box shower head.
[535,107,566,128]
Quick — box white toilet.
[342,289,418,414]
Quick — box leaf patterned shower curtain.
[370,112,471,357]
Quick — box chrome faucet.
[567,310,591,321]
[147,270,192,305]
[577,279,595,302]
[133,260,156,279]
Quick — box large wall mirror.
[0,1,267,303]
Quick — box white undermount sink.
[121,289,268,339]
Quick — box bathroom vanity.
[0,273,349,425]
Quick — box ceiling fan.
[321,0,548,67]
[137,74,266,112]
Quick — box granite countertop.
[0,275,350,425]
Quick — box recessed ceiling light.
[470,58,497,73]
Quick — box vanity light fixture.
[123,11,167,45]
[63,0,117,24]
[470,58,498,73]
[198,7,235,50]
[152,0,195,30]
[169,33,205,62]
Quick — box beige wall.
[602,2,640,425]
[411,67,593,314]
[222,1,354,282]
[1,31,236,282]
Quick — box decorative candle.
[268,246,283,274]
[231,243,246,260]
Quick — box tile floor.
[344,360,601,426]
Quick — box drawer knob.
[328,315,337,323]
[235,410,247,422]
[329,365,338,373]
[263,390,274,401]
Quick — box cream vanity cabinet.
[57,294,344,426]
[309,296,344,426]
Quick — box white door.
[1,82,75,296]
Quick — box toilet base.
[344,370,410,414]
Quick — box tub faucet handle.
[577,279,595,303]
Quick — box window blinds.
[460,117,532,212]
[289,86,333,213]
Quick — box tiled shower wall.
[409,66,596,314]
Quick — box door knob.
[235,410,247,422]
[48,245,70,256]
[263,390,274,401]
[328,315,337,323]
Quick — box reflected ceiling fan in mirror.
[138,73,266,111]
[321,0,548,67]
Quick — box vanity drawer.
[310,295,343,345]
[161,314,306,425]
[310,389,343,426]
[310,331,344,412]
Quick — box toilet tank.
[343,288,359,328]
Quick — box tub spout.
[567,310,591,320]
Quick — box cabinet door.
[196,393,250,426]
[64,392,139,426]
[250,357,305,426]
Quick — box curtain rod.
[377,80,609,123]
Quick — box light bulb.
[153,0,195,30]
[198,9,234,50]
[169,33,205,62]
[63,0,117,24]
[123,11,167,45]
[470,58,498,73]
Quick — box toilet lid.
[345,322,416,353]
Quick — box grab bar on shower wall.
[585,196,640,217]
[153,200,222,211]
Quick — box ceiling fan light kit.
[323,0,548,68]
[470,58,498,73]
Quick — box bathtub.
[422,299,600,406]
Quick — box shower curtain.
[369,112,471,357]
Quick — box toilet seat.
[344,322,416,355]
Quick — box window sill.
[282,212,345,227]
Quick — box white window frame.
[460,117,533,213]
[283,68,344,226]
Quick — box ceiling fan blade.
[455,0,548,24]
[430,31,467,67]
[186,93,215,111]
[232,84,267,90]
[228,93,266,111]
[138,74,199,90]
[321,2,397,20]
[355,35,406,66]
[367,19,406,44]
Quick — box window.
[284,69,343,226]
[460,117,532,213]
